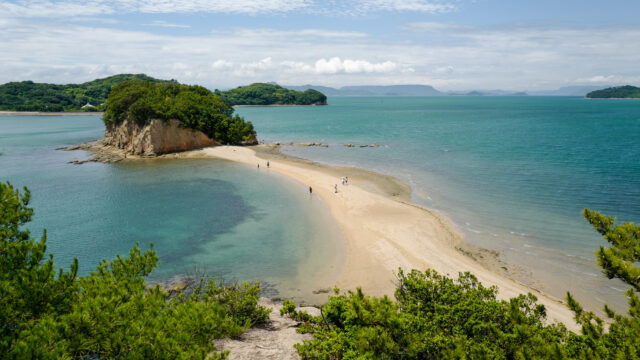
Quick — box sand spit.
[187,145,578,329]
[63,142,578,328]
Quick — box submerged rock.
[293,142,328,147]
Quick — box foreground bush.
[293,271,573,359]
[291,209,640,359]
[0,182,270,359]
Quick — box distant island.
[101,80,256,156]
[282,84,443,97]
[283,84,615,97]
[0,74,171,112]
[214,83,327,106]
[586,85,640,99]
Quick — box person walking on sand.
[345,176,348,185]
[267,161,270,168]
[309,186,313,194]
[334,184,338,193]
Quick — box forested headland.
[214,83,327,106]
[0,74,171,112]
[586,85,640,99]
[103,80,256,145]
[0,76,328,112]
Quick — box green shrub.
[293,210,640,359]
[0,182,270,359]
[280,299,313,322]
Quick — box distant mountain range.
[279,83,613,97]
[281,84,444,97]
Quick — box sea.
[0,114,343,301]
[1,96,638,310]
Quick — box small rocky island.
[101,80,257,156]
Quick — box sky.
[1,0,639,91]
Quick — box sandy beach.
[186,145,578,329]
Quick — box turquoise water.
[236,97,640,310]
[2,97,639,311]
[0,115,342,301]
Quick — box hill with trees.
[214,83,327,106]
[586,85,640,99]
[103,80,256,146]
[0,74,171,112]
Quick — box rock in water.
[103,118,220,156]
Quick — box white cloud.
[402,21,471,33]
[356,0,457,13]
[143,20,190,28]
[0,1,113,17]
[434,65,454,74]
[282,58,397,74]
[233,57,276,77]
[575,75,640,84]
[0,0,314,17]
[231,28,368,39]
[211,60,234,70]
[0,0,458,17]
[1,19,639,91]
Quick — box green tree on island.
[0,74,171,112]
[103,80,257,145]
[586,85,640,99]
[214,83,327,106]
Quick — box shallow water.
[236,96,640,311]
[0,115,342,302]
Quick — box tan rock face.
[103,118,220,156]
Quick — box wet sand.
[187,145,579,329]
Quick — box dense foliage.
[0,182,270,359]
[285,209,640,359]
[0,74,169,112]
[288,271,574,359]
[103,80,257,145]
[215,83,327,106]
[586,85,640,98]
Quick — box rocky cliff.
[103,118,220,156]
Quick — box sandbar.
[187,145,578,329]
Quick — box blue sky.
[1,0,639,90]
